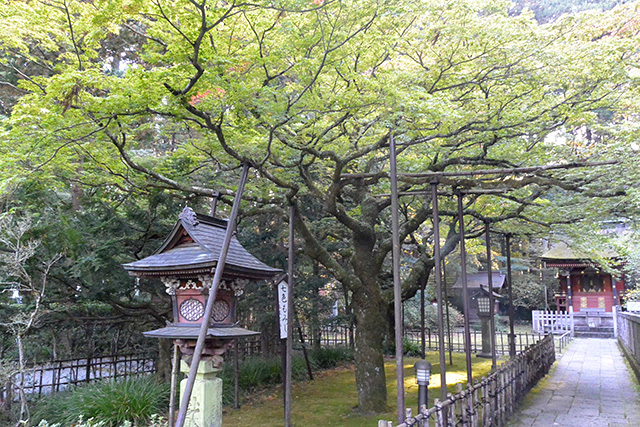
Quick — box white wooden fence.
[532,309,574,335]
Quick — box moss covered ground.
[222,352,496,426]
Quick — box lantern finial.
[179,206,199,227]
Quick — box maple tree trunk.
[352,284,388,413]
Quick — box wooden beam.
[340,161,616,179]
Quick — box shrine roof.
[452,271,506,290]
[122,207,282,280]
[540,241,617,262]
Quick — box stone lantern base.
[180,358,223,427]
[476,317,492,358]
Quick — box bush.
[31,376,169,427]
[402,338,422,357]
[404,299,464,331]
[308,346,353,370]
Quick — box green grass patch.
[219,346,354,406]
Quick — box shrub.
[31,376,169,427]
[402,338,422,357]
[309,347,354,370]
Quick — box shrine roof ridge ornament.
[122,207,282,280]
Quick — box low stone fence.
[379,334,556,427]
[616,310,640,378]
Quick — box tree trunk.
[311,263,322,352]
[352,286,387,414]
[156,339,174,381]
[16,333,28,427]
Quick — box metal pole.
[505,234,516,359]
[456,190,473,384]
[175,164,250,427]
[169,343,180,427]
[285,205,295,427]
[431,180,447,402]
[390,131,405,424]
[420,275,426,359]
[294,307,314,380]
[278,288,287,413]
[234,339,239,409]
[443,259,453,366]
[485,222,497,371]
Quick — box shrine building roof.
[540,241,618,268]
[452,271,506,290]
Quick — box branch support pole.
[431,180,447,403]
[175,164,250,427]
[390,131,405,424]
[505,234,516,359]
[485,222,497,371]
[456,190,473,384]
[285,204,295,427]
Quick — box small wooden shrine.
[122,207,281,427]
[453,271,505,322]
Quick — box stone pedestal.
[180,359,223,427]
[477,318,492,358]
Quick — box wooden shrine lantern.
[122,206,282,364]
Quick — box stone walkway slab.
[507,338,640,426]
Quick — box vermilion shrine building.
[539,242,624,337]
[541,242,624,313]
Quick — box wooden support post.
[432,181,447,404]
[390,131,405,424]
[285,204,295,427]
[294,307,313,381]
[457,190,473,384]
[234,339,239,409]
[505,234,516,359]
[485,222,497,371]
[169,343,180,427]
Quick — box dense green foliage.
[31,376,170,427]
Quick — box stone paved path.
[507,338,640,426]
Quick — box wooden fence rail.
[1,353,156,403]
[379,334,556,427]
[403,329,543,356]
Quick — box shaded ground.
[222,353,494,426]
[507,338,640,427]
